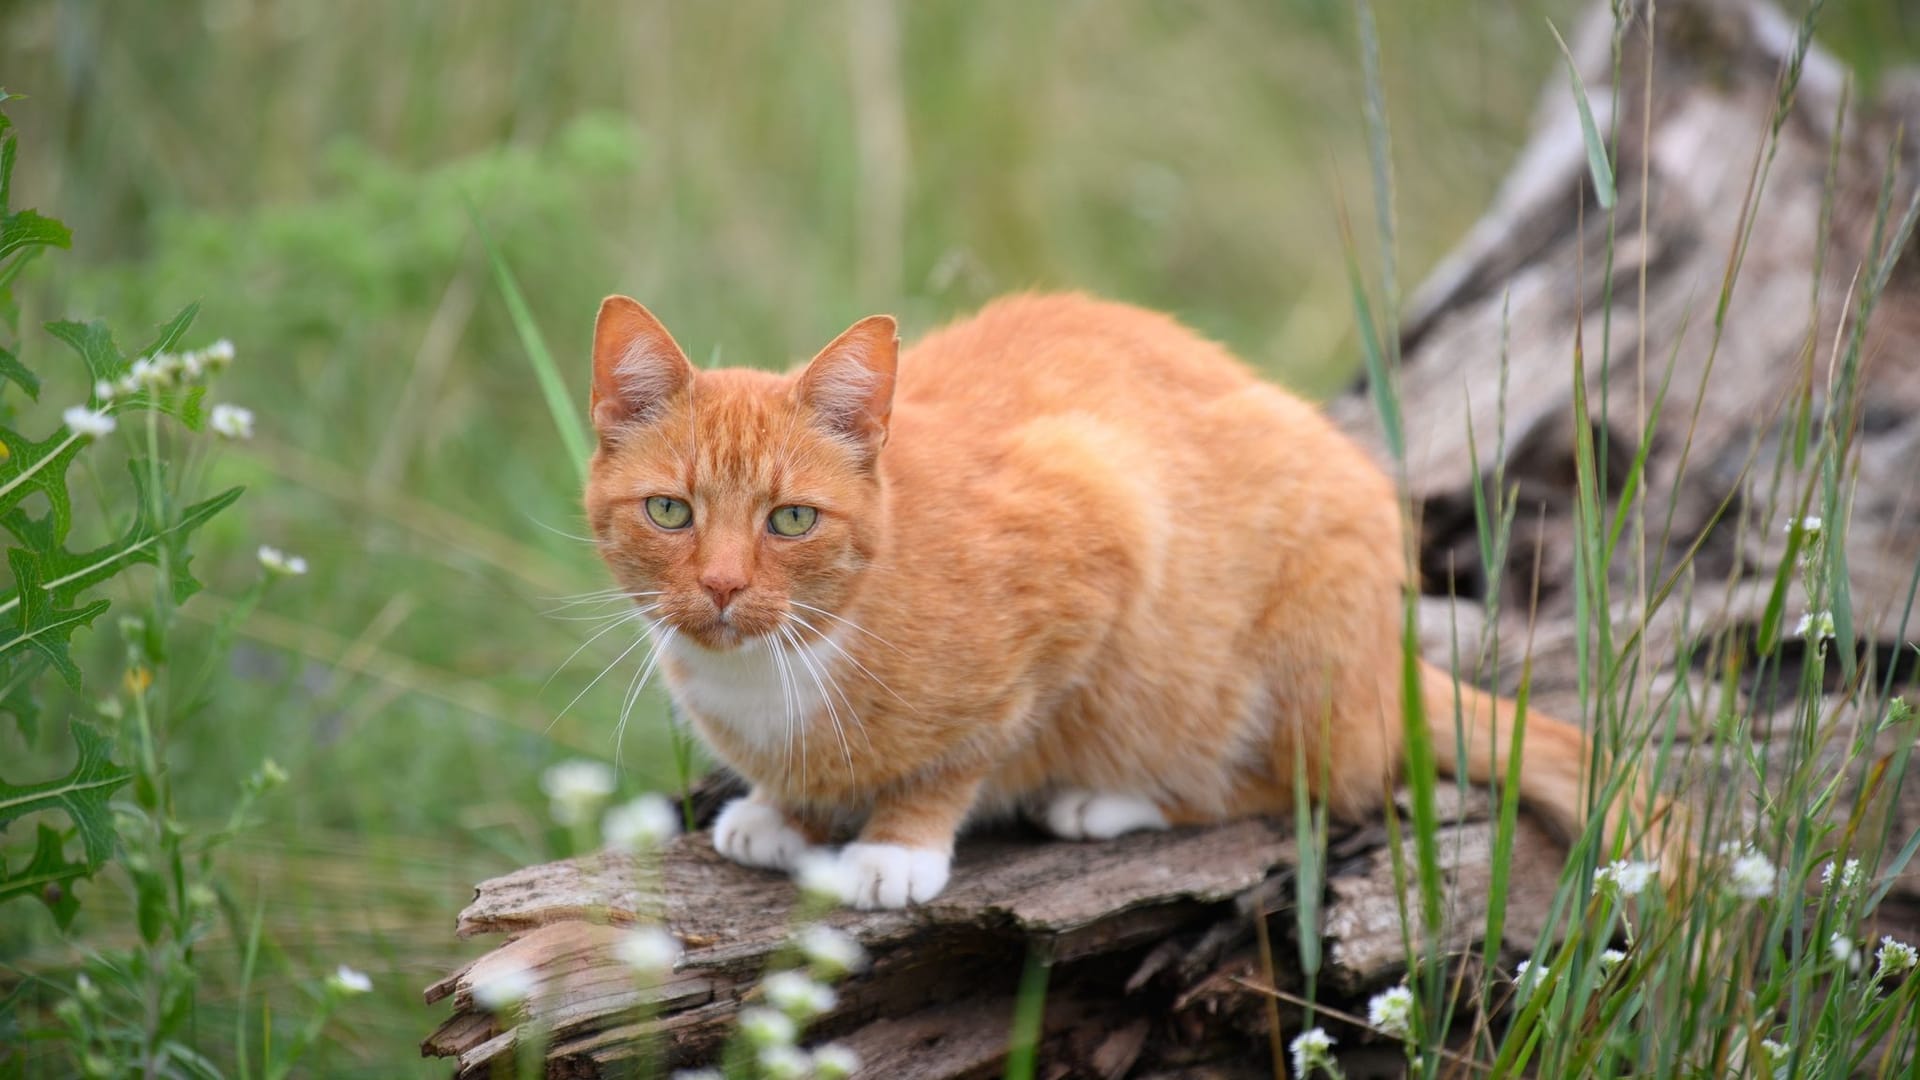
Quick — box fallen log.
[424,0,1920,1073]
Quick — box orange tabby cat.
[584,293,1615,909]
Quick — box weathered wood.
[426,1,1920,1074]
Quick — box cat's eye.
[644,496,692,530]
[768,505,818,537]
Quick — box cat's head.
[583,296,897,652]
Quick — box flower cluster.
[603,794,679,853]
[541,759,617,826]
[68,340,256,447]
[1290,1026,1339,1078]
[1828,933,1861,973]
[257,545,309,576]
[1875,937,1917,982]
[96,341,235,401]
[1595,859,1659,898]
[614,926,683,978]
[1794,610,1836,645]
[1719,843,1778,900]
[1821,858,1862,892]
[1365,984,1414,1041]
[471,958,535,1012]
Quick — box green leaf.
[0,653,43,739]
[0,549,112,688]
[0,209,71,262]
[0,343,38,399]
[137,302,202,360]
[0,823,86,928]
[0,720,129,868]
[0,421,84,547]
[44,318,127,382]
[1547,20,1616,210]
[42,462,244,607]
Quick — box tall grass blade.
[468,202,594,482]
[1547,21,1617,210]
[1004,946,1050,1080]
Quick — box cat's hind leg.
[1040,790,1170,841]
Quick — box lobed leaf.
[0,823,87,928]
[0,720,130,869]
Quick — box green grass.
[0,0,1916,1076]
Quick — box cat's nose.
[700,570,748,611]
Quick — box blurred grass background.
[0,0,1914,1073]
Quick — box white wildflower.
[128,357,160,389]
[1512,959,1539,1000]
[327,965,372,995]
[794,850,856,904]
[209,403,255,440]
[63,406,116,438]
[207,339,236,367]
[1366,984,1414,1040]
[794,924,867,979]
[739,1005,798,1048]
[1597,948,1627,976]
[1820,858,1862,891]
[1289,1026,1337,1077]
[1595,859,1659,898]
[93,379,115,402]
[257,545,309,576]
[1726,847,1778,900]
[763,969,836,1019]
[1794,611,1835,643]
[1759,1037,1790,1069]
[471,960,533,1011]
[541,759,616,825]
[1828,933,1861,972]
[1875,937,1917,980]
[1785,515,1823,540]
[756,1044,811,1080]
[614,926,682,977]
[603,794,679,853]
[74,974,100,1004]
[811,1043,861,1080]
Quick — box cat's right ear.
[591,296,694,437]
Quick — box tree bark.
[424,1,1920,1074]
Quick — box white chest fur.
[661,630,850,755]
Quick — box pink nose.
[700,571,747,611]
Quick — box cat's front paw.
[712,797,810,871]
[1042,790,1170,840]
[834,843,951,909]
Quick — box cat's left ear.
[796,315,898,458]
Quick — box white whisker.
[784,609,914,712]
[788,600,906,655]
[614,626,676,768]
[546,609,663,727]
[782,622,862,774]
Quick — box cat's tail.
[1416,660,1669,853]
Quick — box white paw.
[712,798,809,871]
[1042,790,1170,841]
[834,843,951,909]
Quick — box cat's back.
[895,293,1260,420]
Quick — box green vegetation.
[0,0,1917,1076]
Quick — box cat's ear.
[591,296,694,435]
[796,315,898,457]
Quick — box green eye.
[768,505,818,537]
[644,496,692,530]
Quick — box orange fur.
[584,293,1620,908]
